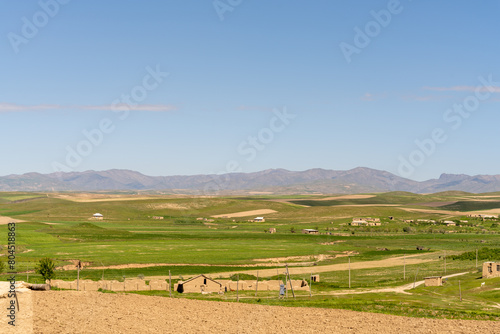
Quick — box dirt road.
[209,254,435,279]
[325,272,469,296]
[0,216,25,225]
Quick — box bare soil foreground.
[25,291,495,334]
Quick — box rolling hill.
[1,167,500,194]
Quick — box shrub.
[451,247,500,261]
[35,258,56,285]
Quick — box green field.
[1,191,500,320]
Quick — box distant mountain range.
[1,167,500,194]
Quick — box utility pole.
[444,251,447,275]
[476,249,478,269]
[309,272,312,298]
[459,280,462,302]
[285,271,288,298]
[169,270,172,297]
[404,254,406,280]
[255,271,259,297]
[286,264,295,298]
[348,256,351,289]
[77,260,81,291]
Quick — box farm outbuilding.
[424,276,443,287]
[175,274,223,294]
[92,213,103,220]
[268,228,277,234]
[483,262,500,279]
[302,229,319,235]
[253,217,266,222]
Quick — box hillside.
[1,167,500,194]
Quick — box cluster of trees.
[450,247,500,261]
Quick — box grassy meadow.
[1,190,500,319]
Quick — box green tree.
[35,258,56,285]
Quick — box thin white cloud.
[423,86,500,93]
[0,103,62,111]
[401,95,453,102]
[360,93,386,101]
[0,102,177,112]
[361,93,375,101]
[236,105,274,112]
[81,104,177,112]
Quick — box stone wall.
[50,279,169,292]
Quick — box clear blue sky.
[1,0,499,181]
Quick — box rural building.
[416,219,436,224]
[253,217,266,222]
[468,214,499,219]
[443,221,456,226]
[268,228,276,234]
[424,276,443,287]
[152,216,164,220]
[175,274,223,294]
[302,229,319,234]
[351,220,365,226]
[351,218,381,226]
[483,262,500,279]
[311,275,319,282]
[92,213,103,220]
[352,217,380,223]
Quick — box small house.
[302,229,319,235]
[483,262,500,279]
[443,221,456,226]
[253,217,265,222]
[175,274,223,294]
[92,213,103,220]
[424,276,443,287]
[351,220,365,226]
[311,274,320,282]
[268,228,277,234]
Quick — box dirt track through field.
[212,209,277,218]
[0,216,25,225]
[211,254,434,278]
[21,291,497,333]
[140,254,435,280]
[325,272,469,296]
